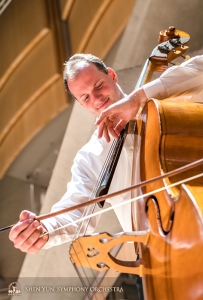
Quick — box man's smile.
[96,98,109,111]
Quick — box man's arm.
[9,162,98,252]
[143,55,203,99]
[95,55,203,141]
[9,132,107,252]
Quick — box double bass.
[1,27,202,300]
[69,27,203,299]
[132,99,203,300]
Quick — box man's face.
[68,63,124,116]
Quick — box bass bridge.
[69,230,149,276]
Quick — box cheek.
[111,90,120,103]
[81,101,97,114]
[110,85,120,101]
[78,100,89,109]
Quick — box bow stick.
[1,158,202,232]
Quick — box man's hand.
[9,210,49,254]
[95,88,147,142]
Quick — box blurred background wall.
[0,0,202,299]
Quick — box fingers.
[103,126,111,143]
[10,221,48,253]
[9,210,48,254]
[94,111,109,126]
[97,116,119,142]
[97,117,127,142]
[27,234,48,254]
[94,105,118,126]
[19,210,36,222]
[9,210,36,241]
[114,119,128,135]
[108,124,119,140]
[9,218,34,241]
[97,118,106,139]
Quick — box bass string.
[62,34,191,297]
[40,169,202,295]
[53,134,134,292]
[80,135,127,237]
[90,139,118,196]
[69,203,115,300]
[69,136,125,297]
[41,173,203,296]
[66,203,106,299]
[72,139,116,240]
[70,238,104,300]
[73,135,125,240]
[42,172,203,237]
[89,125,128,200]
[69,29,191,273]
[69,211,115,296]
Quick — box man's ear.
[107,67,118,83]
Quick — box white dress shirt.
[42,55,203,249]
[42,132,134,248]
[143,55,203,101]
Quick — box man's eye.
[96,83,103,89]
[82,95,89,102]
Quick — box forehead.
[68,63,106,94]
[73,62,103,80]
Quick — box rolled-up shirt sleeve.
[143,55,203,100]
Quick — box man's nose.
[92,90,102,101]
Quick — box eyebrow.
[94,79,103,88]
[79,79,102,100]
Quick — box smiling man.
[8,53,203,300]
[9,54,203,253]
[64,54,124,114]
[63,54,145,141]
[67,63,122,114]
[9,54,141,253]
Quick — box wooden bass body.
[134,99,203,300]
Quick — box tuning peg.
[181,45,189,50]
[181,54,190,61]
[169,61,180,66]
[173,50,181,55]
